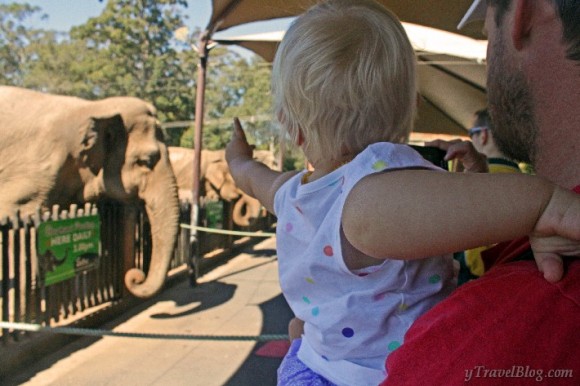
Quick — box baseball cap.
[457,0,487,30]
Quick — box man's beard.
[487,30,538,165]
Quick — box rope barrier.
[180,223,275,238]
[0,321,288,342]
[0,226,280,342]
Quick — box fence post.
[1,217,9,345]
[121,205,137,297]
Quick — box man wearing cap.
[382,0,580,384]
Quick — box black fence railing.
[0,202,129,345]
[0,197,274,348]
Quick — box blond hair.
[272,0,416,161]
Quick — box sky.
[2,0,293,55]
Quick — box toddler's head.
[272,0,416,162]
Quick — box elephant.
[168,147,276,226]
[0,86,179,299]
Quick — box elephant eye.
[136,153,159,170]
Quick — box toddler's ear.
[297,129,305,146]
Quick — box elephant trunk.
[124,159,180,298]
[232,194,263,227]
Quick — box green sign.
[37,215,101,286]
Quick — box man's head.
[459,0,580,169]
[460,0,579,61]
[468,108,506,159]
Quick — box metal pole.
[189,33,209,285]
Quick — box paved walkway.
[6,238,292,386]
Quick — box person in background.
[433,108,524,282]
[468,108,521,174]
[465,108,522,278]
[383,0,580,384]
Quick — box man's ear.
[512,0,534,50]
[481,129,490,146]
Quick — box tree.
[22,32,100,97]
[179,51,275,151]
[0,3,47,86]
[1,1,279,154]
[70,0,197,126]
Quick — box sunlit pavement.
[7,237,292,386]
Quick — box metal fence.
[0,201,135,345]
[0,198,273,347]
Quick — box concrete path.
[6,238,293,386]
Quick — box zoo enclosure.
[0,198,274,348]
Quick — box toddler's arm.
[225,118,297,214]
[342,170,580,281]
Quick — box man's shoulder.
[383,260,580,386]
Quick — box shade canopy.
[209,0,485,40]
[214,23,488,136]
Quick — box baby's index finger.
[233,118,247,139]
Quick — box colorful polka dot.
[428,274,441,284]
[398,303,409,312]
[342,327,355,338]
[312,307,320,316]
[323,245,334,257]
[372,160,388,170]
[302,296,311,304]
[373,292,387,301]
[285,222,293,232]
[305,277,315,284]
[388,341,401,351]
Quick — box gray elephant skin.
[0,86,180,298]
[168,147,276,226]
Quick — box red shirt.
[382,186,580,386]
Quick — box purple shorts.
[277,338,336,386]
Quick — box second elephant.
[168,147,276,226]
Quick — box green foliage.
[0,3,47,85]
[69,0,196,122]
[0,0,278,155]
[282,146,306,171]
[23,33,102,97]
[179,53,276,150]
[202,200,223,228]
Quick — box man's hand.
[426,139,488,173]
[530,186,580,282]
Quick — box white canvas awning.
[214,23,487,136]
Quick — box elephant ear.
[80,114,125,174]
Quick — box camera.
[409,145,448,171]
